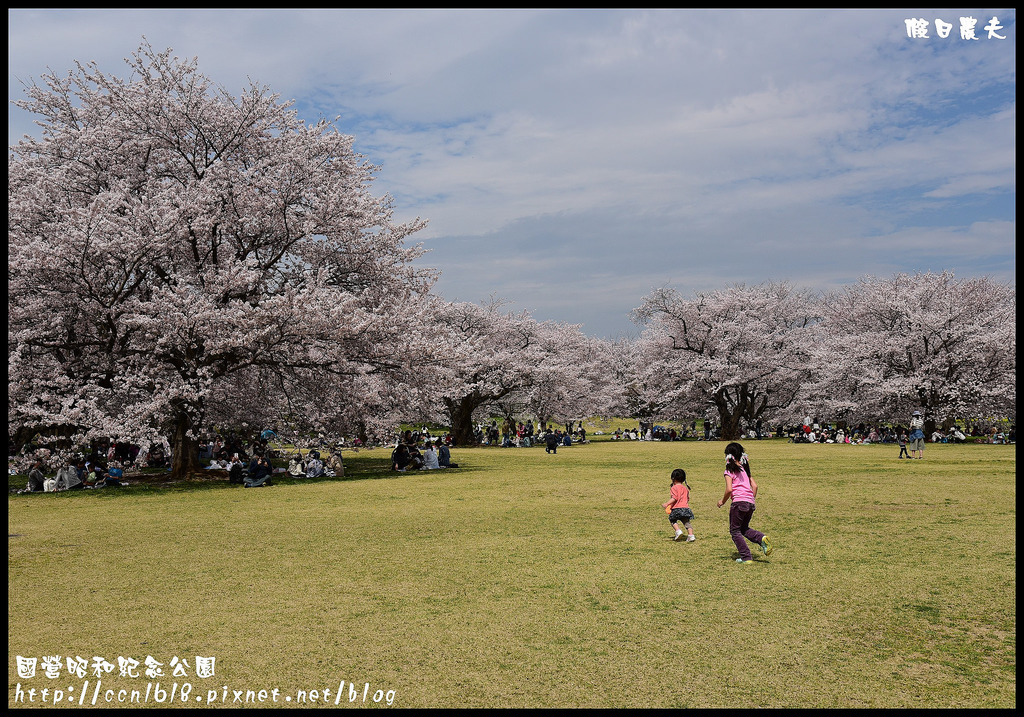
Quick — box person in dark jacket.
[244,455,273,487]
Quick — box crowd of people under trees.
[11,428,351,493]
[390,428,457,472]
[786,418,1014,446]
[612,418,1014,446]
[11,414,1015,494]
[469,419,590,449]
[388,420,600,469]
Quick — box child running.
[662,468,696,542]
[717,442,772,563]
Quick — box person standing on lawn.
[909,410,926,459]
[897,432,910,459]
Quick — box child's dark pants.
[729,501,765,561]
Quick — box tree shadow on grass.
[8,453,478,498]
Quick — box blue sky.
[8,9,1016,338]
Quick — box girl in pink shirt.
[661,468,696,542]
[717,442,772,563]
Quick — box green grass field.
[8,440,1016,708]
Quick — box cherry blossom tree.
[9,42,435,478]
[599,337,665,426]
[612,334,684,425]
[428,300,548,446]
[522,323,620,431]
[481,325,615,438]
[424,299,611,445]
[809,272,1015,427]
[631,282,817,439]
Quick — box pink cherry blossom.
[9,42,434,477]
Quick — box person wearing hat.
[909,410,926,459]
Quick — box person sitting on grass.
[327,451,345,478]
[435,439,458,468]
[421,442,440,470]
[306,452,325,478]
[227,456,245,484]
[27,459,46,492]
[406,442,424,470]
[288,453,305,477]
[84,464,107,488]
[15,460,46,493]
[148,447,167,469]
[55,460,84,491]
[106,462,125,487]
[244,455,273,488]
[392,444,411,472]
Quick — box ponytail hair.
[670,468,688,486]
[724,442,750,476]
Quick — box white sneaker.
[673,531,684,541]
[686,535,696,542]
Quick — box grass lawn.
[7,439,1016,708]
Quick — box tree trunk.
[713,388,744,441]
[717,408,744,441]
[170,412,202,481]
[446,395,483,447]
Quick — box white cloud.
[9,8,1016,338]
